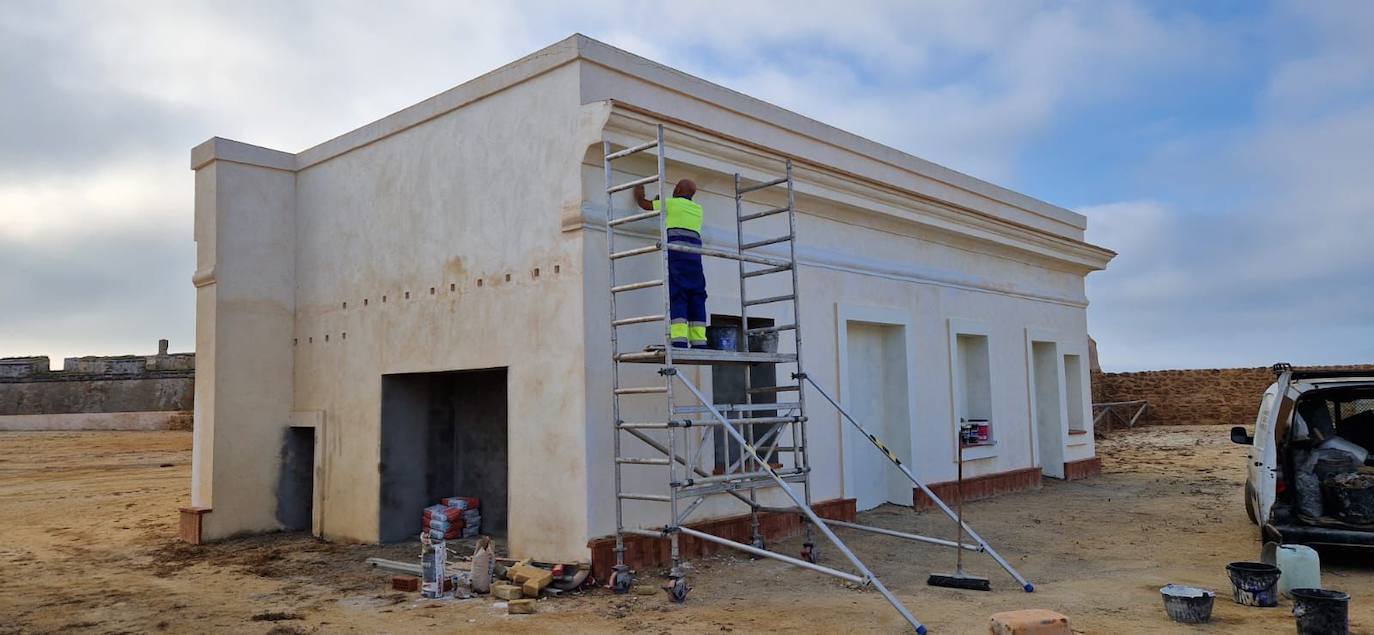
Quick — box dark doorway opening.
[710,314,777,473]
[277,426,316,531]
[379,368,508,543]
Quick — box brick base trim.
[588,498,856,582]
[1063,457,1102,481]
[179,506,210,544]
[914,467,1041,509]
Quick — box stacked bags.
[422,496,481,540]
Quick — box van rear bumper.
[1265,522,1374,547]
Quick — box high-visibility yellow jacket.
[652,197,703,234]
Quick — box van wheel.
[1244,480,1258,525]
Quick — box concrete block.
[633,585,658,596]
[989,609,1071,635]
[521,571,553,598]
[492,584,523,600]
[508,599,537,614]
[392,575,419,592]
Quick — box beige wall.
[287,63,605,558]
[190,157,297,541]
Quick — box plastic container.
[1227,561,1281,607]
[1160,585,1215,624]
[1291,588,1350,635]
[706,325,738,351]
[1276,544,1321,599]
[421,538,447,598]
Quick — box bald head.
[674,179,697,200]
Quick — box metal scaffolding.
[602,125,1032,634]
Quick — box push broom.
[927,424,991,591]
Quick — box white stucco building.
[185,35,1114,564]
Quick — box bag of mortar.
[424,505,465,522]
[442,496,480,510]
[471,536,495,593]
[425,517,460,532]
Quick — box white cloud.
[2,0,1370,371]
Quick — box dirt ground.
[0,427,1368,634]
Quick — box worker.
[634,179,707,348]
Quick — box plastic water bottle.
[1277,544,1321,599]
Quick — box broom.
[927,425,991,591]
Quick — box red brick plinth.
[914,467,1042,508]
[178,506,210,544]
[588,498,856,582]
[1063,457,1102,481]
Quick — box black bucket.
[706,326,738,351]
[1292,588,1350,635]
[1227,561,1281,607]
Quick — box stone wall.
[1092,364,1374,427]
[0,340,194,430]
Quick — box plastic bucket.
[1227,561,1281,607]
[1292,588,1350,635]
[1161,585,1215,624]
[706,326,738,351]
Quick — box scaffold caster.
[749,535,765,559]
[611,569,634,594]
[667,576,690,603]
[801,542,818,563]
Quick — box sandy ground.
[0,427,1369,634]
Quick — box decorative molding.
[577,36,1091,233]
[578,206,1090,308]
[603,111,1112,274]
[190,137,296,172]
[191,267,216,288]
[835,303,920,501]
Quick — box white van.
[1232,364,1374,546]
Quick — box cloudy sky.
[1,0,1370,371]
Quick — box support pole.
[801,374,1034,592]
[676,374,927,634]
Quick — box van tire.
[1244,480,1258,525]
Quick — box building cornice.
[600,111,1114,274]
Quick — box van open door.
[1249,368,1292,525]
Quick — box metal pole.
[821,519,984,552]
[604,140,627,573]
[802,375,1034,592]
[677,526,864,584]
[734,172,764,548]
[783,159,816,552]
[675,374,926,634]
[654,125,684,578]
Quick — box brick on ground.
[508,599,537,614]
[989,609,1071,635]
[492,584,523,600]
